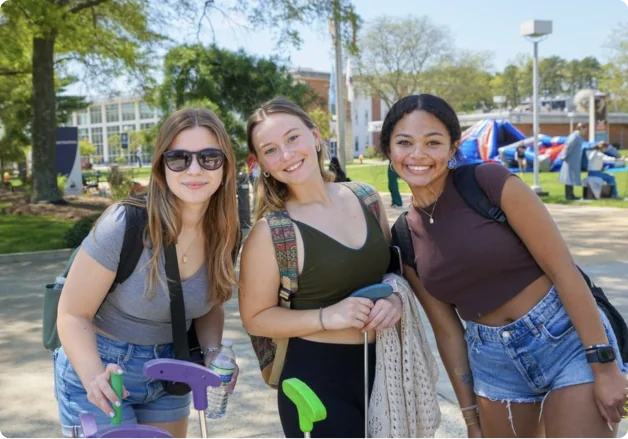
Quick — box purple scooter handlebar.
[80,359,223,438]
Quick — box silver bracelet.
[201,346,221,356]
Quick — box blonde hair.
[246,97,334,220]
[121,107,238,304]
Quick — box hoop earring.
[316,143,321,152]
[263,171,270,178]
[389,162,394,172]
[447,156,457,169]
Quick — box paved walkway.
[1,195,627,437]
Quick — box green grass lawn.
[346,164,628,208]
[0,215,75,254]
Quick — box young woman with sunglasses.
[54,108,240,437]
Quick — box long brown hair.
[246,97,334,221]
[123,107,239,304]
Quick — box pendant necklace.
[179,228,202,264]
[412,189,444,225]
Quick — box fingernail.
[117,369,123,375]
[114,401,121,407]
[608,422,613,431]
[109,412,115,418]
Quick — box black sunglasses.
[162,148,225,172]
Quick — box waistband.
[466,286,561,345]
[95,331,172,360]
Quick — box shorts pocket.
[540,310,576,342]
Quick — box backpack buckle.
[279,287,294,302]
[488,206,507,223]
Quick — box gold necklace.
[178,228,202,264]
[412,190,444,225]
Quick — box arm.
[194,304,224,354]
[501,176,627,424]
[57,248,122,416]
[404,267,481,436]
[239,219,374,338]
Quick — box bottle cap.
[221,339,233,348]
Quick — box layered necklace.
[411,188,444,225]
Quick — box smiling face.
[164,126,224,207]
[250,113,321,186]
[389,110,458,189]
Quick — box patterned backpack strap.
[265,210,298,303]
[341,181,381,223]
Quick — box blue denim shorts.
[53,332,191,437]
[465,286,628,403]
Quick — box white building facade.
[70,96,161,163]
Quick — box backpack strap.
[110,203,148,292]
[265,210,299,301]
[452,164,509,226]
[341,181,381,223]
[391,212,418,276]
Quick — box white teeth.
[407,165,430,171]
[286,160,304,172]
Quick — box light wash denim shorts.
[53,332,191,437]
[465,286,627,404]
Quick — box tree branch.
[0,69,30,76]
[69,0,109,14]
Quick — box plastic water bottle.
[205,340,236,420]
[54,276,66,290]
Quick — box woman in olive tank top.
[239,97,402,438]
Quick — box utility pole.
[333,0,346,169]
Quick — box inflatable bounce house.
[459,119,624,172]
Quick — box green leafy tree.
[79,139,96,156]
[310,108,331,141]
[600,23,628,111]
[157,45,322,167]
[501,65,522,107]
[423,51,494,113]
[355,15,451,107]
[1,0,360,202]
[539,56,567,97]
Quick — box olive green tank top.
[290,201,390,310]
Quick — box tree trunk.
[31,34,61,203]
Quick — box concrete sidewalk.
[1,196,627,437]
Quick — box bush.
[108,166,134,201]
[364,145,383,159]
[63,213,102,248]
[114,156,128,165]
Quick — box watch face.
[599,347,616,363]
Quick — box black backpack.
[391,163,628,363]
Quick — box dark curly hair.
[380,94,462,161]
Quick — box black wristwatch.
[584,344,616,363]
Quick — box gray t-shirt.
[82,204,212,345]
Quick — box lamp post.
[521,20,552,196]
[567,111,575,133]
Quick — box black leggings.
[277,337,375,438]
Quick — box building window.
[122,102,136,121]
[91,127,103,156]
[122,124,136,132]
[78,128,89,141]
[106,104,119,122]
[355,137,359,152]
[77,110,89,126]
[365,136,369,149]
[140,122,155,130]
[139,101,155,120]
[90,106,102,124]
[364,110,369,122]
[107,126,121,158]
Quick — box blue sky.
[181,0,628,74]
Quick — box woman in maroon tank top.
[382,94,628,438]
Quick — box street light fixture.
[521,19,552,196]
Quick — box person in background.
[388,160,403,207]
[516,144,527,175]
[587,141,621,199]
[559,123,587,200]
[328,156,350,182]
